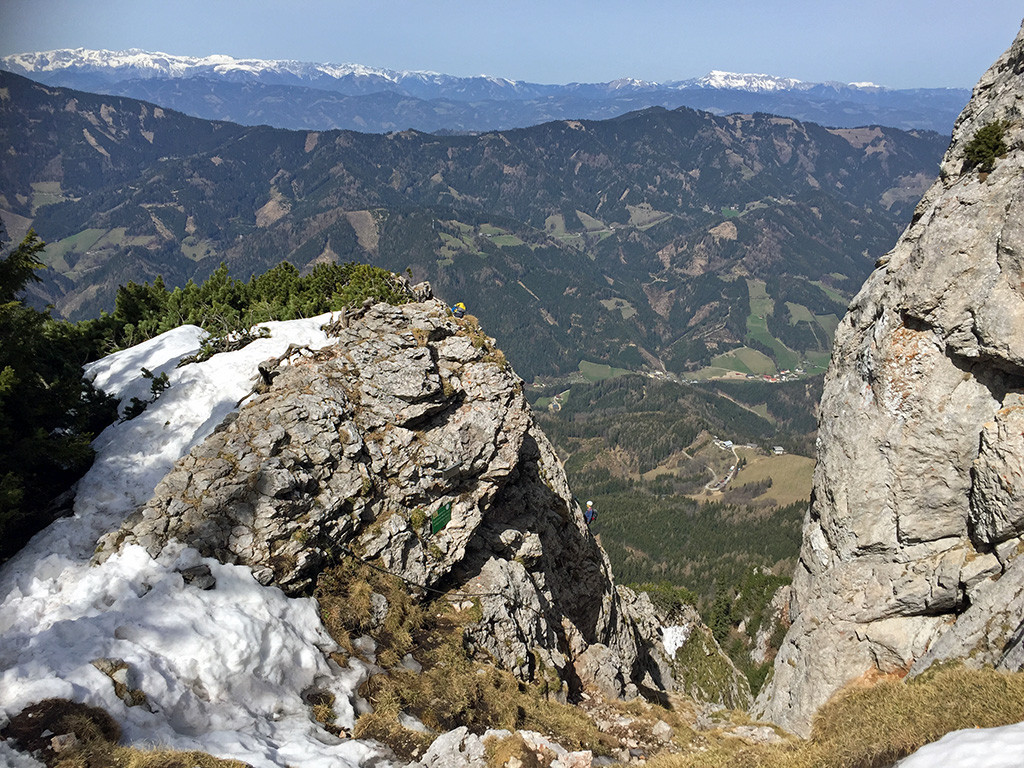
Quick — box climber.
[451,301,467,319]
[584,500,597,525]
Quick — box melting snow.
[661,625,691,659]
[0,315,386,767]
[897,721,1024,766]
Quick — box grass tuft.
[315,559,423,663]
[484,733,554,768]
[645,663,1024,768]
[315,559,615,759]
[0,697,247,768]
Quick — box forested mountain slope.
[1,70,946,379]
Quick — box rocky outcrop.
[750,585,790,667]
[756,22,1024,736]
[97,299,668,699]
[413,727,594,768]
[659,604,752,711]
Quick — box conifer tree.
[0,228,118,561]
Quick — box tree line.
[74,259,412,360]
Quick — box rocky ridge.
[755,21,1024,736]
[97,298,680,704]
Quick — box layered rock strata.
[756,22,1024,736]
[98,300,668,699]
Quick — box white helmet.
[586,500,593,506]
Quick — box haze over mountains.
[0,68,947,381]
[1,48,971,134]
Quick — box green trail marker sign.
[431,502,453,535]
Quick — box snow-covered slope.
[0,303,668,765]
[0,316,383,767]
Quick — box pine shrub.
[0,230,119,562]
[963,120,1008,173]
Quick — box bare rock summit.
[98,299,671,700]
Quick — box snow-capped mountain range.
[2,47,526,99]
[0,48,899,96]
[0,47,969,134]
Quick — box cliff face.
[756,22,1024,736]
[96,299,667,700]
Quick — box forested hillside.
[533,374,818,586]
[0,70,946,380]
[530,372,819,690]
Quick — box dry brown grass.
[315,559,424,667]
[484,732,555,768]
[0,698,247,768]
[811,664,1024,767]
[317,559,615,760]
[355,606,614,758]
[647,664,1024,768]
[352,706,435,761]
[457,314,492,350]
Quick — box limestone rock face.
[755,23,1024,736]
[98,300,665,698]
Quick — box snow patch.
[661,624,691,658]
[0,314,388,767]
[896,721,1024,767]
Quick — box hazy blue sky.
[2,0,1022,88]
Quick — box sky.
[1,0,1022,89]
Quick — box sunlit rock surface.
[755,21,1024,736]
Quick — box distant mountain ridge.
[1,48,970,133]
[0,69,947,382]
[0,48,910,96]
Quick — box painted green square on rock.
[431,502,452,535]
